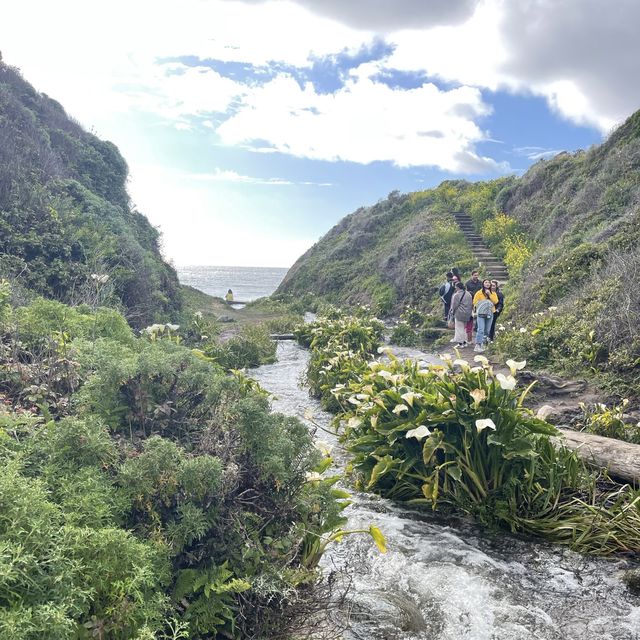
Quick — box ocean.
[177,265,289,302]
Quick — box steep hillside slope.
[280,110,640,393]
[0,57,180,325]
[279,184,483,313]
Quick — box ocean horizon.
[177,265,289,302]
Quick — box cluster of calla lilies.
[299,313,640,553]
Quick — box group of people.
[438,268,504,353]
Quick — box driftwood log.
[556,429,640,484]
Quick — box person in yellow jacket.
[472,279,498,352]
[225,289,234,302]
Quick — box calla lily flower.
[314,440,334,456]
[347,416,362,429]
[506,359,526,375]
[473,355,489,366]
[470,388,486,406]
[453,358,470,370]
[476,418,497,432]
[392,404,409,414]
[405,425,431,440]
[519,327,528,333]
[166,324,180,331]
[401,391,422,406]
[496,373,517,390]
[305,472,324,482]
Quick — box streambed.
[252,341,640,640]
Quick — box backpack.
[476,297,494,318]
[438,282,451,301]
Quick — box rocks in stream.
[623,568,640,594]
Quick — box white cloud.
[216,68,503,172]
[513,146,563,161]
[191,168,332,186]
[234,0,479,31]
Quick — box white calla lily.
[401,391,422,406]
[473,355,489,366]
[470,389,486,406]
[475,418,497,432]
[453,358,470,370]
[496,373,517,390]
[314,440,334,457]
[405,425,431,440]
[392,404,409,414]
[305,472,324,482]
[506,359,526,375]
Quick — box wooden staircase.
[453,212,509,283]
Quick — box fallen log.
[556,428,640,484]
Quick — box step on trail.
[453,212,509,283]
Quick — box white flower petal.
[405,425,431,440]
[314,440,334,457]
[475,418,497,432]
[496,373,517,390]
[392,403,409,414]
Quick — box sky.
[1,0,639,268]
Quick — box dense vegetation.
[279,110,640,395]
[0,56,180,327]
[298,311,640,554]
[278,187,477,315]
[0,283,359,639]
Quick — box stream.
[252,341,640,640]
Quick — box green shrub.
[576,401,640,444]
[390,321,419,346]
[205,325,276,370]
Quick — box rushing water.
[252,342,640,640]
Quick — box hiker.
[451,267,461,281]
[450,282,473,347]
[488,280,504,341]
[438,271,455,321]
[465,270,482,298]
[225,288,234,302]
[472,279,498,352]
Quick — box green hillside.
[0,55,180,326]
[279,110,640,394]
